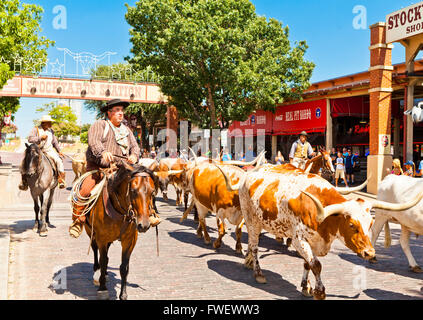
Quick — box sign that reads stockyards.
[386,1,423,43]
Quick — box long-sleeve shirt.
[28,126,61,153]
[86,119,140,168]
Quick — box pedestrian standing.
[335,151,349,187]
[387,158,403,176]
[404,160,415,177]
[345,149,356,185]
[275,151,284,165]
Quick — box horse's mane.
[110,163,158,193]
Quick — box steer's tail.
[384,221,392,248]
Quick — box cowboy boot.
[18,175,29,191]
[69,208,86,238]
[69,219,84,238]
[58,172,66,189]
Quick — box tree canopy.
[36,102,80,138]
[0,0,54,129]
[125,0,315,129]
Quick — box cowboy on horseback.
[19,115,66,190]
[69,99,161,238]
[289,131,316,170]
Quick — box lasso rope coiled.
[70,170,107,218]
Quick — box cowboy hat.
[100,99,130,113]
[299,131,308,137]
[40,115,54,123]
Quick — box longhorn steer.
[182,162,246,253]
[217,164,423,299]
[371,174,423,272]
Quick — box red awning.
[272,99,327,136]
[228,110,273,137]
[331,96,369,118]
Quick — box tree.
[126,0,315,129]
[36,102,80,139]
[0,0,54,131]
[84,63,167,148]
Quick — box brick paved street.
[1,151,423,300]
[1,187,423,300]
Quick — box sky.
[12,0,423,138]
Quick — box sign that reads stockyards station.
[0,76,167,104]
[386,1,423,43]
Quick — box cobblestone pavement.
[1,150,423,300]
[0,187,423,300]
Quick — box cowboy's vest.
[294,141,310,159]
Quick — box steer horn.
[214,164,246,192]
[220,150,266,167]
[301,191,346,223]
[153,170,184,176]
[188,147,198,166]
[335,173,372,195]
[371,188,423,211]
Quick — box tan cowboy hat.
[40,115,54,123]
[299,131,308,137]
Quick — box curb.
[0,227,10,300]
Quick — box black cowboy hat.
[100,99,130,113]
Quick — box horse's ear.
[25,143,30,148]
[122,161,134,172]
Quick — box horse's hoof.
[255,275,267,284]
[313,289,326,300]
[410,265,423,273]
[39,231,48,237]
[204,238,211,245]
[369,257,378,264]
[302,286,313,298]
[119,293,128,300]
[33,225,39,232]
[97,290,109,300]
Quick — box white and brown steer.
[218,164,423,299]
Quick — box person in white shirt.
[335,151,348,187]
[19,115,66,190]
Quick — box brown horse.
[304,146,335,180]
[84,162,157,300]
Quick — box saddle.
[42,151,59,178]
[102,179,125,222]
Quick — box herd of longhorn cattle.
[69,148,423,300]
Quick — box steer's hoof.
[410,265,423,273]
[313,289,326,300]
[97,290,109,300]
[213,240,221,249]
[255,275,267,284]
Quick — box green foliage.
[79,124,90,144]
[125,0,315,128]
[0,0,54,124]
[36,102,80,138]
